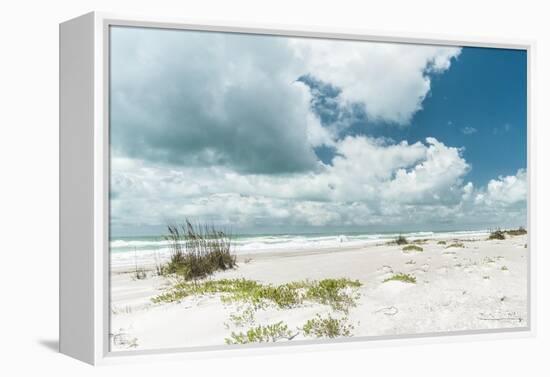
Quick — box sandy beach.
[110,233,528,351]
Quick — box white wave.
[110,239,171,248]
[109,229,491,269]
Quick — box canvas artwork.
[108,26,528,351]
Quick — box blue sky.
[306,47,527,187]
[109,27,527,236]
[398,47,527,186]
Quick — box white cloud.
[461,126,478,135]
[483,169,527,205]
[291,39,461,124]
[383,138,470,204]
[111,28,462,177]
[108,28,525,234]
[112,136,526,232]
[111,28,322,174]
[461,182,474,201]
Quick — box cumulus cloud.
[111,28,322,174]
[111,136,517,231]
[383,138,470,204]
[291,39,461,124]
[111,138,527,233]
[477,169,527,205]
[111,27,461,176]
[108,27,525,234]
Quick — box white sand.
[110,234,528,351]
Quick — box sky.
[109,26,527,237]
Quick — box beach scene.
[109,27,528,351]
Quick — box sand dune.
[110,233,528,351]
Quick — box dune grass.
[505,227,527,236]
[152,278,260,304]
[437,240,447,245]
[402,245,423,252]
[155,277,363,344]
[225,313,355,344]
[488,226,526,240]
[413,239,429,245]
[225,321,295,344]
[302,314,354,338]
[445,242,465,249]
[395,235,408,245]
[153,278,362,313]
[161,220,236,280]
[133,269,147,280]
[383,273,416,284]
[488,229,506,240]
[132,248,147,280]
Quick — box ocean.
[110,229,489,269]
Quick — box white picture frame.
[59,11,536,365]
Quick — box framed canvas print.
[59,12,535,365]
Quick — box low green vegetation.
[161,220,236,280]
[395,235,408,245]
[228,305,256,327]
[225,322,295,344]
[153,278,362,313]
[488,226,525,240]
[505,227,527,236]
[445,242,465,249]
[383,273,416,284]
[488,229,506,240]
[501,266,509,271]
[437,240,447,245]
[133,269,147,280]
[152,278,260,304]
[225,313,355,344]
[413,239,429,245]
[302,314,354,338]
[402,245,423,252]
[303,278,362,312]
[155,277,363,343]
[132,248,147,280]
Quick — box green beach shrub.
[132,248,147,280]
[395,235,408,245]
[445,242,465,249]
[413,239,429,245]
[302,314,354,338]
[162,220,236,280]
[402,245,423,252]
[383,273,416,284]
[228,305,256,327]
[133,269,147,280]
[505,227,527,236]
[152,278,362,313]
[488,229,506,240]
[152,278,260,304]
[304,278,362,312]
[225,322,295,344]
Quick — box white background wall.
[1,0,548,375]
